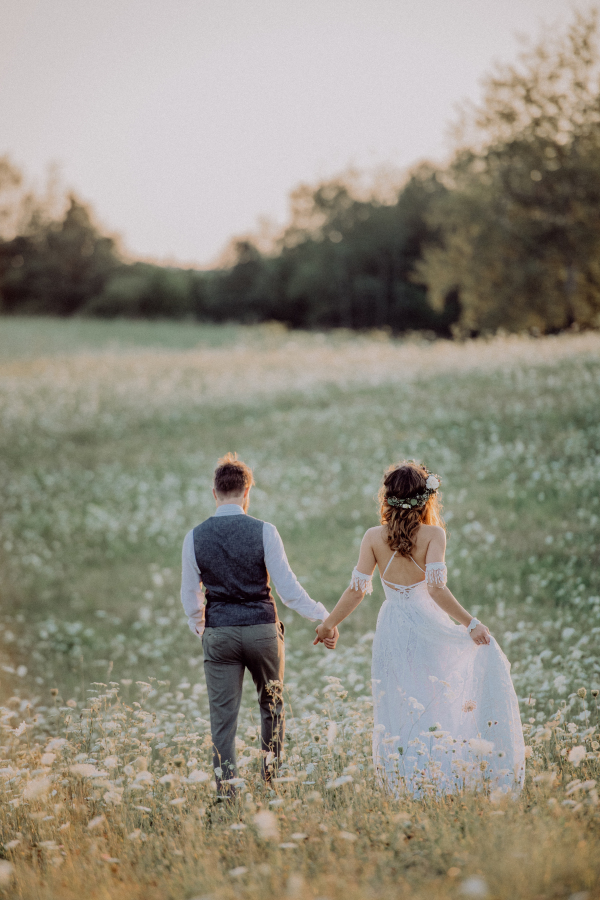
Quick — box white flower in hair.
[425,475,440,490]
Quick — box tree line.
[2,9,600,336]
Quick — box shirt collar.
[213,503,246,517]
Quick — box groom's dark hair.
[214,452,255,496]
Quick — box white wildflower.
[460,875,489,898]
[187,769,210,784]
[23,776,52,800]
[253,810,279,840]
[0,861,14,887]
[326,775,353,789]
[568,746,586,766]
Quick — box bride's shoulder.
[417,524,446,543]
[363,525,386,545]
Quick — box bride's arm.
[313,531,376,644]
[425,528,490,645]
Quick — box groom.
[180,452,338,793]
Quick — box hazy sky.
[2,0,573,266]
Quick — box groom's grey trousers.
[202,622,285,791]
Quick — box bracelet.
[467,618,480,633]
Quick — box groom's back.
[193,514,277,627]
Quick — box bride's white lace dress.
[352,555,525,796]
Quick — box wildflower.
[568,746,586,766]
[0,862,14,888]
[45,738,68,754]
[279,843,298,850]
[553,674,568,694]
[327,722,338,747]
[326,774,353,788]
[229,866,248,877]
[592,690,599,699]
[338,831,358,841]
[159,774,177,785]
[460,875,489,898]
[133,771,153,785]
[69,764,108,778]
[187,769,210,784]
[87,814,107,830]
[254,810,279,840]
[577,687,587,699]
[286,874,305,897]
[462,700,477,713]
[23,776,52,800]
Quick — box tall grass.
[0,318,599,899]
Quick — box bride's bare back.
[359,523,446,586]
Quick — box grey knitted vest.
[192,513,277,627]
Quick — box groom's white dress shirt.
[181,503,328,636]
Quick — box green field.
[0,317,599,900]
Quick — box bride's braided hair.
[378,460,445,557]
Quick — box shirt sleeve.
[180,530,205,637]
[263,523,328,622]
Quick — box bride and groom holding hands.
[180,453,525,796]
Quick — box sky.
[1,0,574,267]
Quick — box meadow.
[0,317,599,900]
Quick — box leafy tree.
[0,195,120,315]
[211,167,458,333]
[85,263,198,319]
[419,8,600,333]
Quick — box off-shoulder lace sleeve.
[350,568,373,594]
[425,562,447,587]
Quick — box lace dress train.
[352,558,525,796]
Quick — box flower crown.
[387,472,441,510]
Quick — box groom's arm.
[180,530,205,637]
[263,523,329,622]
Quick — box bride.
[315,460,525,796]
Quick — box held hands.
[313,623,339,649]
[470,623,491,645]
